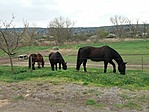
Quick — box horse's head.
[63,62,67,70]
[118,62,127,75]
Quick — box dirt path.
[0,81,149,112]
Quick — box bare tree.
[48,16,75,45]
[22,23,38,46]
[126,18,139,37]
[0,16,27,74]
[142,21,148,37]
[110,15,127,38]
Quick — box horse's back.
[29,54,37,59]
[49,52,57,59]
[37,53,43,57]
[78,46,92,57]
[101,46,120,58]
[37,53,44,61]
[78,46,104,56]
[49,52,62,60]
[29,53,43,62]
[49,52,64,65]
[77,46,116,61]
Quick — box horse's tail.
[48,52,53,62]
[76,48,82,70]
[49,52,53,58]
[29,55,32,69]
[77,48,81,59]
[42,58,44,67]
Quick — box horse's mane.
[110,47,124,65]
[56,52,62,57]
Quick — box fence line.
[2,54,149,71]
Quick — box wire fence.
[120,54,149,71]
[1,54,149,71]
[63,54,149,71]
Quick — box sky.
[0,0,149,27]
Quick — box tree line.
[109,15,149,38]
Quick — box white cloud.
[0,0,149,27]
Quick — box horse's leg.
[83,59,87,72]
[55,64,57,71]
[76,59,83,71]
[59,63,61,70]
[50,61,54,71]
[38,62,41,69]
[52,64,54,71]
[104,61,108,73]
[32,62,35,70]
[109,60,116,73]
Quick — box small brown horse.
[76,46,127,75]
[49,52,67,71]
[29,53,44,70]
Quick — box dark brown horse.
[49,52,67,71]
[76,46,127,75]
[29,53,44,70]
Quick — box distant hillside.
[1,24,148,35]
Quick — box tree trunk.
[8,54,14,75]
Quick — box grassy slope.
[0,66,148,90]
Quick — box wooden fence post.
[30,56,32,72]
[142,57,143,71]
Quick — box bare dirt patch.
[0,81,149,112]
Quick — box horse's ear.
[65,62,67,64]
[124,62,127,64]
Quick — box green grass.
[12,95,24,102]
[85,99,105,108]
[115,100,142,110]
[0,66,149,90]
[72,39,149,54]
[0,46,53,57]
[0,39,149,90]
[85,99,96,105]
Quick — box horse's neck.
[114,53,123,66]
[61,59,65,65]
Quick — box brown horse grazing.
[29,53,44,70]
[49,52,67,71]
[76,46,127,75]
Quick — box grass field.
[1,39,149,56]
[1,39,149,70]
[0,39,149,90]
[0,66,149,90]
